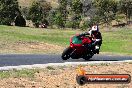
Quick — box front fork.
[70,48,76,56]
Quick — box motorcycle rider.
[78,24,102,54]
[90,24,102,54]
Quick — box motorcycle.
[61,34,96,60]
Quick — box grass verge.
[0,69,38,79]
[0,25,131,55]
[0,62,132,88]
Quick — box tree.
[54,11,64,28]
[58,0,68,28]
[20,7,30,20]
[71,0,83,14]
[47,9,56,28]
[93,0,118,25]
[70,0,83,29]
[28,1,43,27]
[71,15,81,29]
[82,0,93,17]
[58,0,67,10]
[28,0,52,27]
[118,0,132,23]
[0,0,19,25]
[38,0,52,18]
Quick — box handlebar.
[77,33,91,39]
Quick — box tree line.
[0,0,131,29]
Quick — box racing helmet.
[91,24,99,35]
[91,25,98,31]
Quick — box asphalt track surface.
[0,54,132,67]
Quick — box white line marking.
[0,60,132,70]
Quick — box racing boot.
[95,45,100,54]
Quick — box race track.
[0,54,131,68]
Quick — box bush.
[80,21,89,30]
[71,15,82,29]
[65,20,81,29]
[65,21,73,28]
[72,21,80,29]
[41,19,49,26]
[0,18,12,25]
[87,16,100,27]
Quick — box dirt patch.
[0,62,132,88]
[1,41,64,54]
[16,41,64,54]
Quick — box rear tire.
[83,52,94,61]
[61,47,72,60]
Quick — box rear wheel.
[61,47,72,60]
[83,52,94,61]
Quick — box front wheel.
[61,47,72,60]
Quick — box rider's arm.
[88,30,92,36]
[80,32,90,36]
[77,32,89,38]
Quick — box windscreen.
[72,36,82,44]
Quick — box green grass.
[0,25,77,46]
[0,69,38,79]
[101,28,132,55]
[0,25,132,55]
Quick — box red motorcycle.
[61,34,95,60]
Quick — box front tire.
[61,47,72,60]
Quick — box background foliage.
[0,0,132,29]
[0,0,19,25]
